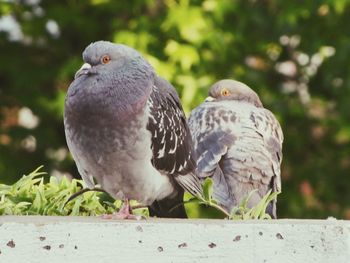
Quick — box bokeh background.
[1,0,349,219]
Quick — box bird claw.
[100,199,146,220]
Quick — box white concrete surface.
[0,216,349,263]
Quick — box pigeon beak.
[205,96,216,102]
[75,63,92,79]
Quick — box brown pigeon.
[188,79,283,218]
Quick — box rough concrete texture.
[0,216,349,263]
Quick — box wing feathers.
[147,76,198,181]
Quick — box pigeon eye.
[101,55,111,64]
[221,88,230,96]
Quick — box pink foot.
[101,199,144,220]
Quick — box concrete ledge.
[0,216,349,263]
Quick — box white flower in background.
[21,135,36,152]
[46,19,60,38]
[275,60,297,77]
[281,81,298,93]
[0,15,24,41]
[296,52,309,66]
[18,107,39,129]
[279,35,289,46]
[311,53,324,67]
[279,34,300,48]
[297,83,311,104]
[320,46,335,57]
[46,147,68,162]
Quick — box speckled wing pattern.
[188,101,283,216]
[147,77,200,196]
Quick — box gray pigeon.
[188,79,283,218]
[64,41,200,218]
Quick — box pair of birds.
[64,41,283,219]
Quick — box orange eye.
[101,55,111,64]
[221,88,230,96]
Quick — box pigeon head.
[66,41,155,122]
[75,41,150,78]
[207,79,263,107]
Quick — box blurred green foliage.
[1,0,350,219]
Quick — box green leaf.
[202,177,213,203]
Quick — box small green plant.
[185,178,280,220]
[184,178,230,218]
[0,167,279,219]
[0,166,147,216]
[229,189,280,220]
